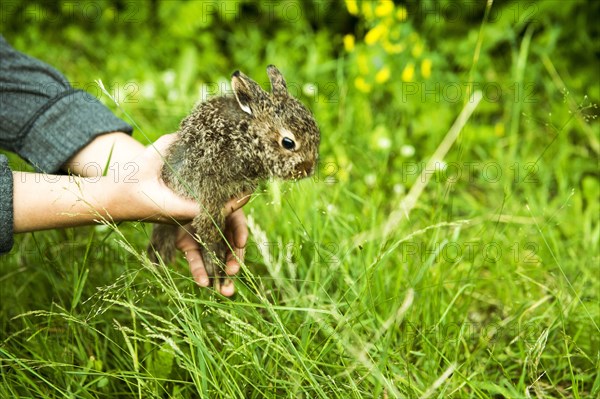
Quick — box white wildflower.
[400,144,415,157]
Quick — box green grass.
[1,1,599,398]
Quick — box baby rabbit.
[148,65,320,287]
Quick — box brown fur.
[148,65,320,282]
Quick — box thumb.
[223,191,252,216]
[149,133,178,155]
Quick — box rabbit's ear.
[267,65,288,98]
[231,70,263,116]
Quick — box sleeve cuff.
[0,155,14,254]
[18,89,133,173]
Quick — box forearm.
[11,132,202,234]
[12,133,201,233]
[63,132,146,178]
[12,172,126,233]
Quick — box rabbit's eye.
[281,137,296,150]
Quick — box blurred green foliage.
[1,0,598,163]
[1,1,599,397]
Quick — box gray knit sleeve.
[0,35,134,254]
[0,35,133,173]
[0,155,14,253]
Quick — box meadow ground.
[1,1,598,398]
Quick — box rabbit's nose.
[296,161,314,177]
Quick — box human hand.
[141,135,250,296]
[109,133,200,223]
[13,133,200,232]
[64,132,252,296]
[176,204,249,297]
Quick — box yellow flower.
[354,77,372,93]
[345,0,358,15]
[382,40,405,54]
[365,23,387,46]
[421,58,432,79]
[343,34,355,52]
[375,0,394,17]
[357,53,370,74]
[494,122,505,136]
[401,63,414,82]
[337,167,350,183]
[396,6,408,21]
[334,155,350,183]
[411,42,423,58]
[375,66,391,83]
[361,2,374,20]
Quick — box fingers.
[186,249,236,296]
[150,133,178,154]
[225,248,244,276]
[177,227,210,287]
[184,244,236,296]
[220,279,235,297]
[185,249,210,287]
[177,225,239,295]
[143,134,177,166]
[224,209,248,276]
[176,208,249,296]
[158,189,199,223]
[223,192,252,217]
[228,209,249,249]
[144,135,199,222]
